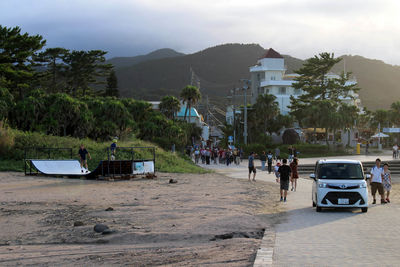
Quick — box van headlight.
[318,183,328,188]
[359,183,367,188]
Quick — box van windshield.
[318,163,364,180]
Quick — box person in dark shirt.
[260,151,267,171]
[267,151,274,174]
[110,139,117,160]
[278,159,291,202]
[78,144,91,173]
[248,152,257,181]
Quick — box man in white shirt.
[370,158,386,204]
[392,144,398,159]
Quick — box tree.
[159,95,180,119]
[371,109,390,129]
[253,94,279,134]
[339,104,359,146]
[180,85,201,123]
[104,69,119,97]
[0,83,14,120]
[36,47,69,93]
[0,25,46,99]
[289,52,359,145]
[390,101,400,126]
[63,50,112,96]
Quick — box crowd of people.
[188,146,244,166]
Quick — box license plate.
[338,198,349,205]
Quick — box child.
[274,162,281,182]
[382,163,392,203]
[78,144,91,173]
[278,159,291,202]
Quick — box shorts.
[280,180,289,190]
[371,182,384,195]
[249,166,256,174]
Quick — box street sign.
[228,136,233,142]
[383,128,400,133]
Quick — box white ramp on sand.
[31,160,90,175]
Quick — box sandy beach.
[0,171,283,266]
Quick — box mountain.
[115,44,303,105]
[107,48,185,69]
[114,43,400,110]
[332,55,400,110]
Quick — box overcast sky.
[1,0,400,64]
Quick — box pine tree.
[289,52,360,144]
[105,69,119,97]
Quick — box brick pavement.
[204,157,400,267]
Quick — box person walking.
[277,159,291,202]
[393,144,398,159]
[194,148,200,164]
[267,151,273,174]
[290,158,299,191]
[370,158,386,204]
[205,148,211,165]
[110,139,117,160]
[382,163,392,203]
[213,148,219,164]
[288,145,294,162]
[78,144,91,173]
[274,162,281,180]
[248,152,257,181]
[275,147,280,161]
[260,151,267,171]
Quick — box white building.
[249,48,361,115]
[176,104,210,141]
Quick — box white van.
[311,159,369,212]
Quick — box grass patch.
[0,128,207,174]
[0,160,24,172]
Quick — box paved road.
[202,157,400,267]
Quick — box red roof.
[262,48,283,59]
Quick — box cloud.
[1,0,400,64]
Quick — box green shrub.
[0,122,15,158]
[1,128,207,173]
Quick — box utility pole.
[232,89,236,144]
[206,94,209,125]
[240,79,250,145]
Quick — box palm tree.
[159,95,181,120]
[180,85,201,123]
[253,94,279,134]
[339,104,359,146]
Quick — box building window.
[257,73,260,81]
[279,87,286,94]
[294,88,301,95]
[271,76,276,80]
[264,88,270,94]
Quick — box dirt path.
[0,172,283,266]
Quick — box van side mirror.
[310,173,316,180]
[365,174,371,180]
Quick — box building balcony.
[260,79,294,87]
[250,65,286,73]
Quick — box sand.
[0,172,283,266]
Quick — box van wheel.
[361,207,368,213]
[316,206,322,212]
[312,201,316,207]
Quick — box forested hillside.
[107,48,185,69]
[114,44,400,110]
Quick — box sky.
[1,0,400,64]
